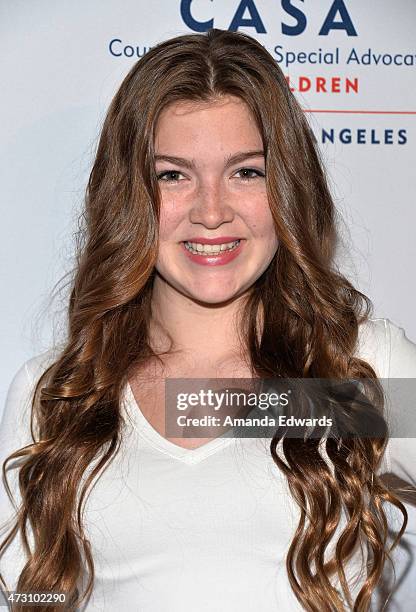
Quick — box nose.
[189,179,235,228]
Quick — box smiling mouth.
[182,240,241,255]
[183,239,241,256]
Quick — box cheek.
[157,195,185,240]
[246,197,277,240]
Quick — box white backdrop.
[1,0,415,605]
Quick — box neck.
[149,276,250,362]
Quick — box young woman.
[1,28,416,612]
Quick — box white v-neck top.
[1,318,416,610]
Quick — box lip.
[182,236,243,245]
[181,239,244,266]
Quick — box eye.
[234,167,265,181]
[156,170,185,183]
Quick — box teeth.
[184,240,241,255]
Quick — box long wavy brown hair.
[0,28,412,611]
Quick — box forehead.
[154,95,262,148]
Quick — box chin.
[185,286,246,306]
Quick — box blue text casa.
[180,0,357,36]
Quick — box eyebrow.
[153,150,265,170]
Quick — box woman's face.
[153,94,278,305]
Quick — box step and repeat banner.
[1,0,416,606]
